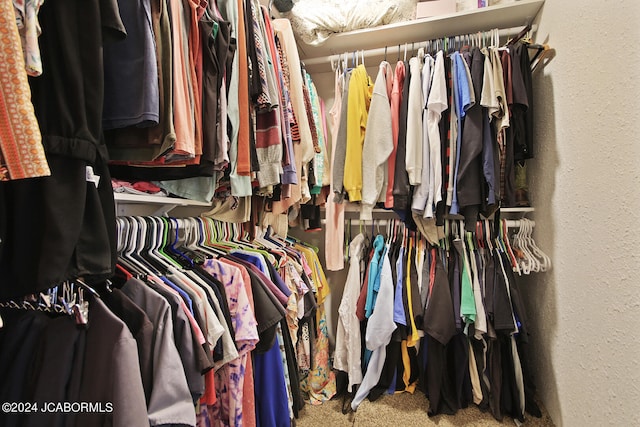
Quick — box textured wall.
[522,0,640,425]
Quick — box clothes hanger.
[500,219,521,275]
[506,24,531,47]
[520,220,547,272]
[129,216,164,276]
[181,217,213,260]
[132,216,167,274]
[524,220,541,273]
[193,217,226,257]
[119,217,150,277]
[154,217,192,268]
[512,221,531,274]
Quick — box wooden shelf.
[298,0,544,72]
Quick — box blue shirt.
[254,331,290,427]
[393,246,407,326]
[161,276,194,315]
[450,52,473,215]
[365,235,386,318]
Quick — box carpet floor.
[296,392,556,426]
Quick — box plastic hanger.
[131,216,166,274]
[522,219,551,272]
[193,218,226,257]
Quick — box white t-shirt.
[425,51,447,218]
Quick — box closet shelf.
[297,0,544,72]
[113,193,212,216]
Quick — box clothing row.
[0,217,337,427]
[104,0,331,206]
[0,0,328,300]
[334,219,542,422]
[328,41,535,230]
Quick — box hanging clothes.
[334,233,366,392]
[351,241,396,410]
[0,0,49,181]
[360,61,393,220]
[334,217,542,421]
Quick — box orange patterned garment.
[0,0,49,181]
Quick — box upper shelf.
[297,0,544,68]
[113,192,212,216]
[113,192,212,207]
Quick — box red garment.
[200,370,217,405]
[186,0,207,156]
[132,181,163,193]
[385,61,405,208]
[169,0,196,159]
[355,248,374,321]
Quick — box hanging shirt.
[0,0,49,181]
[411,54,434,214]
[78,297,150,427]
[425,51,447,218]
[295,244,336,404]
[343,64,373,202]
[324,69,345,271]
[13,0,45,76]
[203,258,258,427]
[334,233,365,392]
[385,61,405,208]
[351,245,396,410]
[405,54,424,186]
[456,49,485,215]
[361,61,393,220]
[450,52,474,215]
[121,278,197,427]
[393,245,407,326]
[365,235,386,318]
[272,19,315,165]
[103,0,159,131]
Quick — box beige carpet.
[297,392,556,426]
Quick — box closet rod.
[303,24,538,68]
[320,219,534,228]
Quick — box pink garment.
[385,61,405,208]
[219,258,256,427]
[324,69,345,271]
[202,259,258,427]
[168,0,196,158]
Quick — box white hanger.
[523,219,551,272]
[517,220,536,274]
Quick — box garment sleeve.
[147,307,197,427]
[361,63,393,220]
[111,337,150,427]
[405,57,424,186]
[343,66,367,201]
[100,0,127,42]
[365,253,397,350]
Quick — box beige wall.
[522,0,640,425]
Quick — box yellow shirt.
[343,64,373,201]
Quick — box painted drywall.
[522,0,640,425]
